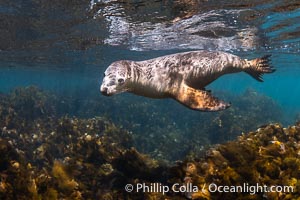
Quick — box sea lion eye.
[118,78,125,84]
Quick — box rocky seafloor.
[0,87,299,199]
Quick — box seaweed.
[0,87,299,199]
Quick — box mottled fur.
[100,50,275,111]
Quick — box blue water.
[1,0,300,144]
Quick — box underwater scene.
[1,0,300,199]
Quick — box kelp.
[0,87,297,199]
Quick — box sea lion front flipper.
[174,84,230,111]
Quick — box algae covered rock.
[174,123,300,199]
[0,87,298,199]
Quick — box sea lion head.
[100,61,131,96]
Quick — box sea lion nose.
[101,87,109,96]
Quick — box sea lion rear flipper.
[174,84,230,111]
[245,55,276,82]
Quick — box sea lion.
[100,50,275,111]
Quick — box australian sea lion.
[100,50,275,111]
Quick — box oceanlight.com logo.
[124,182,294,195]
[208,183,294,195]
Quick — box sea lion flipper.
[174,84,230,111]
[245,55,275,82]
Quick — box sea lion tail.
[245,55,276,82]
